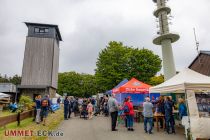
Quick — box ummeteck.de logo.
[5,130,33,137]
[4,130,64,137]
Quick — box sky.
[0,0,209,76]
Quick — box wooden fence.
[0,110,34,127]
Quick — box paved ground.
[50,115,186,140]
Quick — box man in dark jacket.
[64,96,69,120]
[164,96,175,134]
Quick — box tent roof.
[113,78,151,94]
[115,79,129,88]
[150,68,210,93]
[105,79,128,94]
[0,93,11,98]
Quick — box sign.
[195,92,210,118]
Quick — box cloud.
[0,0,209,76]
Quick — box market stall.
[105,79,128,95]
[150,68,210,139]
[112,78,152,106]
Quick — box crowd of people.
[34,93,187,135]
[108,93,187,135]
[62,96,109,120]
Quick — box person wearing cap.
[143,97,154,134]
[123,96,134,131]
[108,93,119,131]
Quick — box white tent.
[0,92,11,98]
[149,68,210,139]
[150,68,210,93]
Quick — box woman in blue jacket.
[178,98,187,120]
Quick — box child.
[87,101,93,119]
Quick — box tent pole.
[185,89,193,140]
[120,93,122,105]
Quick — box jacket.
[179,103,187,118]
[124,101,134,116]
[108,97,118,113]
[164,100,173,119]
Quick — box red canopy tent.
[112,78,151,94]
[112,78,152,106]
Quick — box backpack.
[91,99,95,105]
[124,105,130,113]
[42,99,48,107]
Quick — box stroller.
[94,106,101,116]
[80,103,88,119]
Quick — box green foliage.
[95,41,162,92]
[0,74,21,85]
[128,48,162,83]
[57,72,98,97]
[18,95,34,111]
[95,41,131,91]
[0,74,9,83]
[149,74,164,86]
[9,75,21,85]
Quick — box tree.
[57,72,98,97]
[0,74,9,83]
[57,72,82,97]
[9,75,21,85]
[128,48,162,83]
[0,74,21,85]
[95,41,162,92]
[80,74,98,97]
[149,74,164,86]
[95,41,132,92]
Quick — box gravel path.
[50,115,186,140]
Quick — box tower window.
[34,28,39,33]
[34,27,49,34]
[45,28,49,33]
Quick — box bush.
[18,95,34,111]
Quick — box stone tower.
[152,0,179,80]
[19,22,62,99]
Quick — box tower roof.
[152,0,157,3]
[189,50,210,67]
[24,22,62,41]
[200,50,210,55]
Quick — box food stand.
[150,68,210,140]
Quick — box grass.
[0,107,64,140]
[0,110,16,117]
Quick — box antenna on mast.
[193,28,202,64]
[193,28,199,54]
